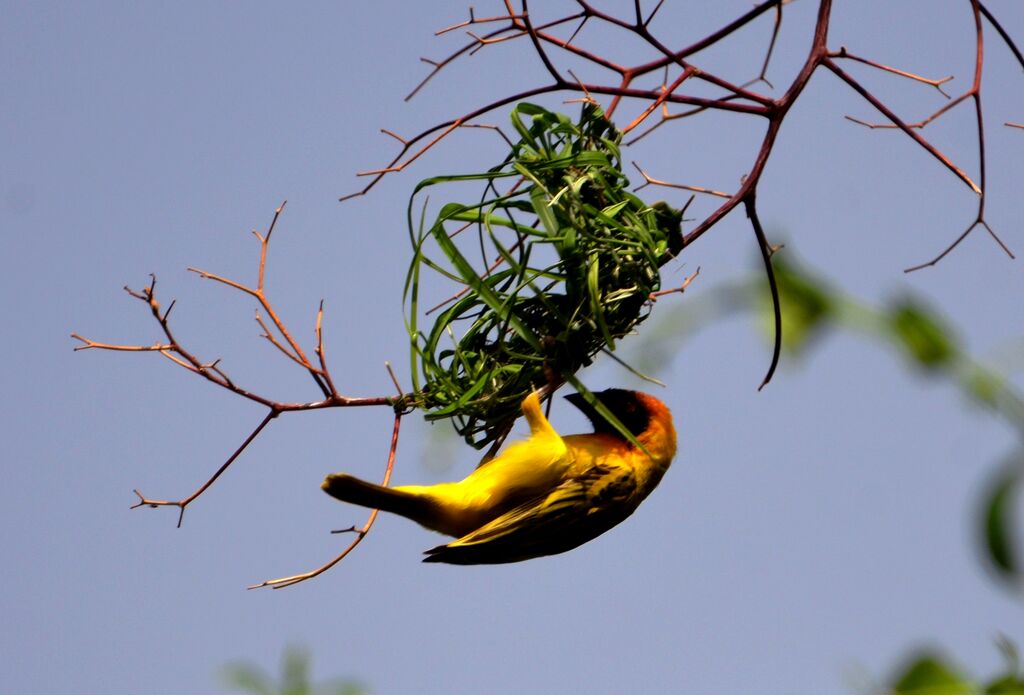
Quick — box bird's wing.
[422,463,638,565]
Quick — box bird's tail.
[321,474,435,525]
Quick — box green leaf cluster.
[221,645,367,695]
[405,103,682,447]
[888,643,1024,694]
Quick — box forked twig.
[74,204,411,526]
[831,46,954,98]
[649,266,701,301]
[632,162,731,199]
[130,410,279,527]
[249,408,404,590]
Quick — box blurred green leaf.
[889,653,973,694]
[982,462,1022,581]
[222,664,276,695]
[221,645,368,695]
[634,249,1024,600]
[771,255,835,355]
[987,675,1024,694]
[965,366,1008,409]
[886,644,1024,695]
[987,637,1024,693]
[887,299,958,370]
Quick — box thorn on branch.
[844,89,967,131]
[844,114,921,130]
[130,489,188,528]
[69,333,175,353]
[330,525,360,535]
[831,46,955,98]
[385,361,404,397]
[649,267,701,301]
[381,129,408,145]
[435,7,521,37]
[826,58,981,195]
[631,161,732,199]
[563,70,598,107]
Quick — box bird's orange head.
[564,388,677,463]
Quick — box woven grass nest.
[405,102,684,448]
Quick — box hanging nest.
[405,102,684,448]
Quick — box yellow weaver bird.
[322,388,677,564]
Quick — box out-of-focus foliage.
[405,103,682,448]
[983,461,1022,583]
[887,299,958,371]
[221,645,368,695]
[886,642,1024,694]
[889,653,973,694]
[630,249,1024,590]
[771,253,834,356]
[771,256,1022,590]
[768,255,959,372]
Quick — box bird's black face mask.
[565,389,650,438]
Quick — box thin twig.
[649,266,701,300]
[903,2,1013,270]
[745,198,781,391]
[631,162,731,199]
[131,410,280,527]
[74,206,412,518]
[830,46,954,98]
[249,412,404,589]
[825,58,980,194]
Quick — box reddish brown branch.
[830,46,954,98]
[631,162,731,199]
[314,300,339,396]
[745,197,782,391]
[346,1,792,202]
[365,0,1020,279]
[979,1,1024,70]
[131,410,280,527]
[823,58,980,194]
[683,1,833,249]
[74,205,415,519]
[903,1,1013,270]
[750,2,785,90]
[621,68,697,135]
[649,266,700,301]
[844,92,969,131]
[406,10,583,102]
